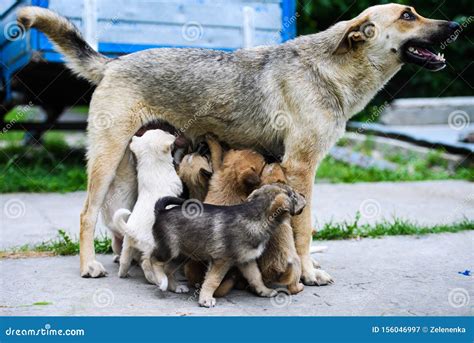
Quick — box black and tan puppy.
[148,183,305,307]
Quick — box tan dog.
[178,150,213,202]
[18,5,459,283]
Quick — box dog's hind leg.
[118,235,133,278]
[238,261,277,298]
[164,261,189,294]
[79,96,143,278]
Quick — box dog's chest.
[238,242,266,263]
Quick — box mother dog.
[18,4,459,284]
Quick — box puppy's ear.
[199,168,212,179]
[334,17,375,55]
[241,168,261,193]
[269,193,291,218]
[291,192,306,216]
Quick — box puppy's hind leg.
[165,260,189,294]
[118,235,133,278]
[238,261,277,297]
[150,256,169,291]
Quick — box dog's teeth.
[408,47,415,52]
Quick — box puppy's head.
[260,163,287,185]
[178,152,213,199]
[248,183,306,220]
[130,129,175,160]
[223,149,266,195]
[333,3,460,72]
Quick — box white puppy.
[113,129,186,292]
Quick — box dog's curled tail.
[154,196,185,213]
[113,208,132,236]
[17,6,108,84]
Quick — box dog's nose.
[448,21,460,33]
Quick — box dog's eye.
[400,11,416,21]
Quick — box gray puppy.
[125,183,306,307]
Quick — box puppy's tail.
[113,209,132,236]
[17,6,108,84]
[154,197,185,213]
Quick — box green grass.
[0,130,472,193]
[314,214,474,240]
[2,230,112,257]
[0,135,87,193]
[316,155,473,183]
[1,220,472,258]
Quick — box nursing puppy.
[178,140,213,201]
[100,120,189,283]
[113,129,185,292]
[140,183,306,307]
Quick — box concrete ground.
[1,180,473,249]
[0,180,472,316]
[0,232,472,316]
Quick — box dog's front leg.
[198,260,232,308]
[282,157,333,286]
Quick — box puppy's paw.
[81,260,107,278]
[113,255,120,263]
[143,270,157,285]
[174,284,190,294]
[257,288,278,298]
[118,266,129,278]
[288,282,304,294]
[199,297,216,308]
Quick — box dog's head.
[260,163,287,185]
[248,183,306,219]
[178,152,213,199]
[223,149,266,194]
[130,129,176,160]
[333,3,460,72]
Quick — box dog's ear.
[199,168,212,179]
[241,168,261,193]
[291,191,306,216]
[334,17,375,55]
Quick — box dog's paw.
[257,288,278,298]
[118,266,129,278]
[301,269,333,286]
[174,284,190,294]
[81,260,107,278]
[199,297,216,308]
[315,269,334,285]
[113,255,120,263]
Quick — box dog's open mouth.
[402,41,446,72]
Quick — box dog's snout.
[447,21,460,33]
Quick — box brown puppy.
[258,163,303,294]
[178,140,213,202]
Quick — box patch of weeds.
[314,214,474,240]
[0,135,87,193]
[317,155,473,183]
[1,230,112,257]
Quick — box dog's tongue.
[418,47,436,59]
